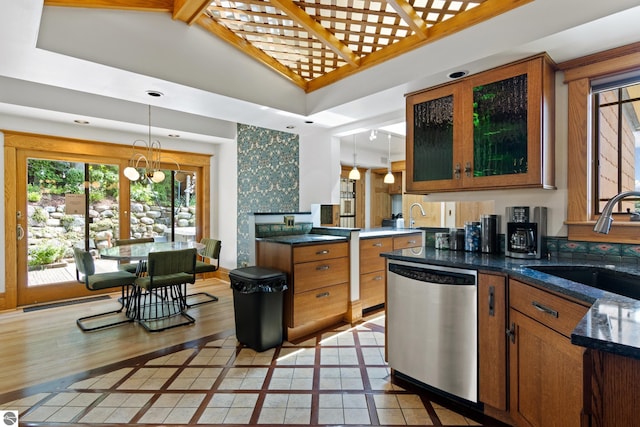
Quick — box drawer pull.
[316,265,330,271]
[532,301,559,318]
[374,275,384,281]
[373,242,383,247]
[408,240,416,244]
[316,250,329,255]
[316,291,330,299]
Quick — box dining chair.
[73,247,137,332]
[133,248,197,332]
[114,237,155,274]
[189,238,222,307]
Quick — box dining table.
[100,240,205,263]
[99,240,206,323]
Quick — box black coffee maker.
[505,206,547,259]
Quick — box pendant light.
[348,134,360,180]
[384,133,395,184]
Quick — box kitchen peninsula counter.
[382,247,640,360]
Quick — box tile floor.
[0,313,504,426]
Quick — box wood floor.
[0,278,235,394]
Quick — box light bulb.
[151,170,165,183]
[175,171,186,183]
[124,166,140,181]
[348,166,360,180]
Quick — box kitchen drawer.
[294,256,349,293]
[293,242,348,264]
[393,233,422,250]
[360,237,393,275]
[292,283,349,327]
[360,270,386,309]
[509,279,589,337]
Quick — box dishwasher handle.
[389,263,475,286]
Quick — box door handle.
[488,285,495,317]
[17,224,24,241]
[506,322,516,344]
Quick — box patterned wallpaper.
[236,124,300,267]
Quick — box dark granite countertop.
[382,247,640,360]
[256,234,347,245]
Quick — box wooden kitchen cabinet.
[508,279,589,427]
[257,240,349,341]
[359,236,393,310]
[406,54,555,193]
[392,232,422,250]
[387,172,403,194]
[478,273,508,412]
[585,350,640,427]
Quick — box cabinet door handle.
[373,275,384,281]
[488,285,495,317]
[506,322,516,344]
[465,162,472,177]
[454,163,461,179]
[316,250,329,255]
[373,242,383,247]
[316,291,330,299]
[532,301,559,318]
[316,265,330,271]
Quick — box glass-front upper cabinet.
[406,54,556,193]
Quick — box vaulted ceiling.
[46,0,529,92]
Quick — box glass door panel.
[128,169,197,243]
[21,158,120,304]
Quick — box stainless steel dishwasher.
[387,259,478,403]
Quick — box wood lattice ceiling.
[45,0,531,92]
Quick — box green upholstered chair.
[114,237,155,274]
[189,238,221,307]
[195,238,221,274]
[73,247,137,332]
[133,248,197,332]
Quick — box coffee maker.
[505,206,547,259]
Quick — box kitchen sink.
[527,265,640,300]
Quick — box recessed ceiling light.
[73,119,89,125]
[448,70,468,79]
[146,90,164,97]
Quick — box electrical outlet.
[284,215,295,227]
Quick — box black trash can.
[229,266,288,352]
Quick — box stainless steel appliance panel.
[387,260,478,402]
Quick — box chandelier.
[123,105,183,183]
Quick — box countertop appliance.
[387,260,478,403]
[505,206,547,259]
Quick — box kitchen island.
[255,227,424,340]
[382,247,640,427]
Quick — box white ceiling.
[1,0,640,161]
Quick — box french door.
[16,152,125,305]
[5,132,210,308]
[15,154,200,306]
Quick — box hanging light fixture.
[123,105,184,183]
[384,133,395,184]
[348,134,360,180]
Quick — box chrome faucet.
[593,190,640,234]
[409,202,426,228]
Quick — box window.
[561,42,640,242]
[593,78,640,214]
